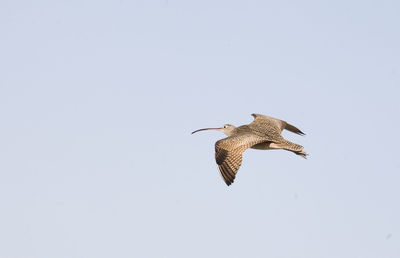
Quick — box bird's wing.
[251,113,305,136]
[215,133,266,186]
[284,122,305,136]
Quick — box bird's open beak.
[191,127,222,134]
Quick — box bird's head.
[191,124,236,136]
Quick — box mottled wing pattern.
[248,114,284,141]
[215,134,266,186]
[251,113,305,136]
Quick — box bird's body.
[192,113,307,186]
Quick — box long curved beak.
[191,127,222,134]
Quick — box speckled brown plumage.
[192,113,307,186]
[215,133,266,185]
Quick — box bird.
[191,113,307,186]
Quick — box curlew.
[191,113,307,186]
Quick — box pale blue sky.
[1,0,399,257]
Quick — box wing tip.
[224,177,234,186]
[285,123,306,136]
[218,164,235,186]
[298,131,306,136]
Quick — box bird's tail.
[274,140,307,159]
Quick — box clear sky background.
[1,0,399,257]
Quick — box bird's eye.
[224,125,227,128]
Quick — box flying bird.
[191,113,307,186]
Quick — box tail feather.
[281,140,303,152]
[276,140,307,159]
[295,150,308,159]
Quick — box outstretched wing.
[251,113,305,136]
[215,134,266,186]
